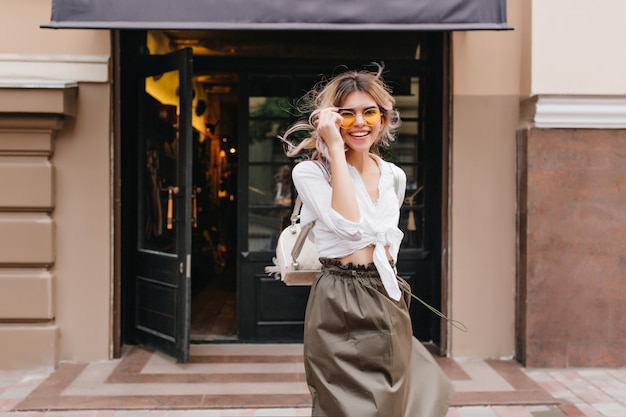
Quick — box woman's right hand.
[316,107,345,152]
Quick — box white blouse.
[292,154,407,301]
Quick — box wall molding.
[0,53,109,83]
[532,95,626,129]
[0,82,78,116]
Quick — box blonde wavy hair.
[279,64,401,162]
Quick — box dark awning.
[44,0,509,31]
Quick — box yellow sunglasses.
[338,107,382,129]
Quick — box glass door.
[237,71,316,339]
[132,48,194,361]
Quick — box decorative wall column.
[0,80,77,369]
[517,96,626,367]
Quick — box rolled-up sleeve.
[292,161,363,241]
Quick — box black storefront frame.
[113,30,450,358]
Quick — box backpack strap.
[289,160,330,264]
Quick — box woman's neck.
[346,151,376,174]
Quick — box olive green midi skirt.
[304,258,454,417]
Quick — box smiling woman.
[279,66,453,417]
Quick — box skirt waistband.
[319,257,394,278]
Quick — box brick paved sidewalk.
[1,365,625,416]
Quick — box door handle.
[166,186,180,230]
[192,187,201,229]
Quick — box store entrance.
[119,30,446,361]
[188,72,239,342]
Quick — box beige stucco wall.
[52,82,112,361]
[531,0,626,95]
[1,0,109,55]
[0,0,112,368]
[447,0,526,358]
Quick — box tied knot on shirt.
[372,230,402,302]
